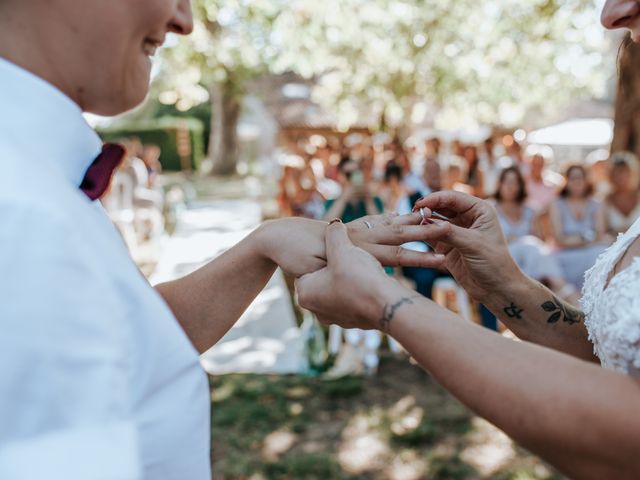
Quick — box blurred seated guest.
[392,146,425,197]
[425,137,442,159]
[481,136,501,198]
[550,165,609,290]
[605,151,640,236]
[524,145,563,214]
[413,158,443,200]
[463,145,484,196]
[277,165,300,217]
[323,158,383,222]
[445,159,474,195]
[494,167,579,303]
[586,149,612,200]
[378,160,450,300]
[141,144,162,188]
[379,162,411,214]
[277,164,325,219]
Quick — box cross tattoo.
[503,303,524,319]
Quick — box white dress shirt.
[0,58,210,479]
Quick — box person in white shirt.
[0,2,439,479]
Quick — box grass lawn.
[210,356,566,480]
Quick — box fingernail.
[329,218,343,225]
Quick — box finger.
[365,244,446,268]
[325,221,354,264]
[392,210,431,226]
[418,220,478,251]
[414,191,480,219]
[368,224,448,245]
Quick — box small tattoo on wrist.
[503,302,524,319]
[541,296,584,325]
[379,295,420,332]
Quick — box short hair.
[494,166,527,204]
[560,165,593,198]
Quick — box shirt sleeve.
[0,205,142,480]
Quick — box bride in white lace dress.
[582,217,640,376]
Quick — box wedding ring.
[364,220,373,229]
[419,208,426,221]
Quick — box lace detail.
[581,218,640,375]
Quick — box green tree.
[159,0,607,175]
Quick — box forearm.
[155,229,277,353]
[382,283,640,479]
[481,269,596,361]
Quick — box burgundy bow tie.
[80,143,125,200]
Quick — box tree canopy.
[158,0,609,131]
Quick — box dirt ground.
[210,355,566,480]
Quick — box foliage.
[99,117,205,171]
[158,0,608,130]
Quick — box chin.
[86,82,150,117]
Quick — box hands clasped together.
[290,191,520,332]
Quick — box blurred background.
[90,1,640,478]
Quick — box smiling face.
[602,0,640,41]
[565,166,589,198]
[75,0,193,115]
[1,0,193,115]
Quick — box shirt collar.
[0,57,102,189]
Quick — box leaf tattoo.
[542,296,584,325]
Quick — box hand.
[295,221,393,329]
[255,213,443,278]
[414,191,523,301]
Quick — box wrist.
[252,220,281,265]
[367,277,415,332]
[483,266,536,314]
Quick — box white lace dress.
[582,217,640,376]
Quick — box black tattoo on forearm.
[379,295,420,332]
[541,296,584,325]
[503,303,524,319]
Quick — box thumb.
[326,221,354,264]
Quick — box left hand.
[295,221,393,329]
[255,212,444,278]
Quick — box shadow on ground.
[211,356,566,480]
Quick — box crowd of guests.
[278,132,640,375]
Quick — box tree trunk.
[209,81,242,176]
[611,36,640,158]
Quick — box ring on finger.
[364,220,373,229]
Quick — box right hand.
[414,191,523,301]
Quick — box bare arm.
[379,281,640,480]
[157,213,443,353]
[156,228,277,353]
[295,223,640,480]
[414,192,596,360]
[478,268,596,361]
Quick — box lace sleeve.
[587,259,640,374]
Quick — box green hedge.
[98,116,205,172]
